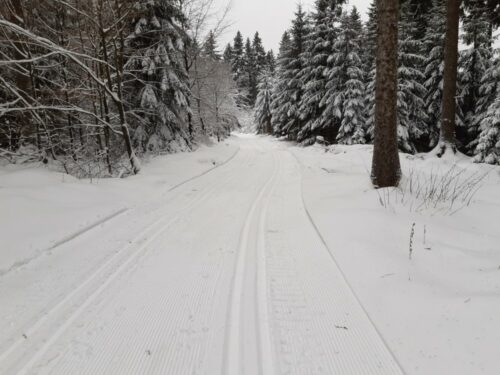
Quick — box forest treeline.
[1,0,500,178]
[245,0,500,165]
[0,0,239,176]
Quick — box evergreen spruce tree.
[364,0,378,72]
[297,0,343,144]
[223,43,233,63]
[231,31,248,107]
[405,0,433,40]
[253,32,267,75]
[422,0,447,148]
[270,32,293,135]
[474,86,500,164]
[266,50,276,74]
[255,69,275,134]
[244,37,258,106]
[323,8,366,145]
[368,1,428,152]
[124,0,191,152]
[270,5,309,139]
[364,0,377,142]
[459,0,493,150]
[231,31,245,76]
[396,1,428,153]
[472,55,500,159]
[204,30,221,60]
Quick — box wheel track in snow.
[0,149,249,375]
[223,148,280,375]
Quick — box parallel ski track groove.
[0,149,245,375]
[223,149,280,375]
[255,151,281,375]
[45,150,253,375]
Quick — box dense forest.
[249,0,500,166]
[0,0,240,176]
[1,0,500,179]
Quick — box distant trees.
[224,30,274,108]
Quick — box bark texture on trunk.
[438,0,460,157]
[5,0,32,149]
[371,0,401,188]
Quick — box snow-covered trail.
[0,135,403,374]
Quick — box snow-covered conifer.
[253,32,267,76]
[255,70,275,134]
[204,30,221,60]
[230,31,249,107]
[422,0,448,148]
[270,32,293,136]
[270,6,309,139]
[459,0,493,148]
[297,0,342,144]
[223,43,233,63]
[244,37,258,106]
[266,51,276,74]
[323,8,366,145]
[396,1,428,153]
[124,0,191,152]
[364,0,377,143]
[474,89,500,164]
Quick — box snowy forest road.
[0,135,403,375]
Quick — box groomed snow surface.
[0,134,499,374]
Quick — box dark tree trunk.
[6,0,31,150]
[371,0,401,188]
[437,0,460,157]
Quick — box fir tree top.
[204,30,221,60]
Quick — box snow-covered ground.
[293,143,500,375]
[0,141,238,274]
[0,134,498,374]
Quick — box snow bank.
[292,144,500,375]
[0,140,238,274]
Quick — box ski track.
[0,148,249,374]
[223,148,280,375]
[0,136,404,374]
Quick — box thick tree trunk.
[371,0,401,188]
[437,0,460,157]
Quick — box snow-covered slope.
[293,143,500,375]
[0,140,238,274]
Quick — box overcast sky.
[217,0,372,52]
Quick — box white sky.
[217,0,372,52]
